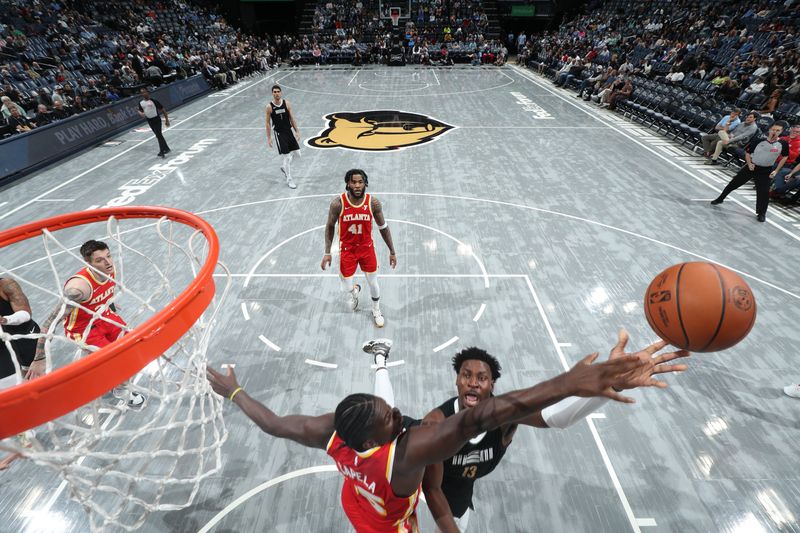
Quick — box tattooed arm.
[26,277,91,380]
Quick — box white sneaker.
[372,307,385,328]
[349,284,361,311]
[783,384,800,399]
[362,338,392,363]
[113,386,146,407]
[281,168,297,189]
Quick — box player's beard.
[347,186,365,198]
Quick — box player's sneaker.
[113,386,146,408]
[362,338,392,363]
[372,308,385,328]
[349,284,361,311]
[783,384,800,399]
[280,168,297,189]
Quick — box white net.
[0,213,230,532]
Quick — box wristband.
[33,356,45,362]
[2,310,30,326]
[376,221,388,230]
[229,387,243,401]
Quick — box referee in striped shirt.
[138,88,171,158]
[711,120,790,222]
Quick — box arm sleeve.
[153,100,164,110]
[138,103,143,111]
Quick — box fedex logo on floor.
[510,92,554,120]
[89,139,217,208]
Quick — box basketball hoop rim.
[0,206,219,440]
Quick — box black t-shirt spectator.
[51,106,74,120]
[34,110,53,126]
[7,114,34,132]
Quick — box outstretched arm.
[371,197,396,268]
[207,365,334,450]
[26,277,92,380]
[403,343,687,469]
[514,330,688,430]
[321,196,341,270]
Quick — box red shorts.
[340,246,378,278]
[67,312,127,349]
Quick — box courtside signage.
[90,139,217,208]
[510,92,554,120]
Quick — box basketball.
[643,262,757,352]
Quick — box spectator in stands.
[705,111,760,165]
[202,61,227,89]
[6,105,34,134]
[770,124,800,198]
[701,108,741,161]
[34,104,53,127]
[665,66,685,84]
[578,67,612,99]
[145,63,163,86]
[51,100,73,121]
[554,57,584,87]
[757,89,782,117]
[711,121,790,222]
[0,96,24,119]
[72,95,89,114]
[290,47,301,68]
[744,76,765,95]
[607,77,633,111]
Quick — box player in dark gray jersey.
[422,331,687,532]
[265,85,301,189]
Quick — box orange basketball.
[643,262,756,352]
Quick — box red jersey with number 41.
[339,193,374,251]
[64,267,117,337]
[326,431,420,533]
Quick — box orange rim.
[0,207,218,440]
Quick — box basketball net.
[0,211,230,532]
[390,7,400,27]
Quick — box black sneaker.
[362,338,392,364]
[157,152,165,158]
[164,148,171,155]
[757,214,766,222]
[710,198,723,205]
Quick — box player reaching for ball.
[421,331,689,532]
[207,335,689,533]
[321,169,397,327]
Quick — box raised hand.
[206,365,240,398]
[608,329,690,391]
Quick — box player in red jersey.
[207,337,689,532]
[27,240,144,406]
[321,169,396,327]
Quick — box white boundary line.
[258,334,281,352]
[347,69,360,86]
[432,336,459,353]
[240,302,250,321]
[0,71,289,222]
[197,465,339,533]
[472,303,486,322]
[430,68,441,86]
[304,359,338,369]
[523,275,650,532]
[509,65,800,244]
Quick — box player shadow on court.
[679,359,798,429]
